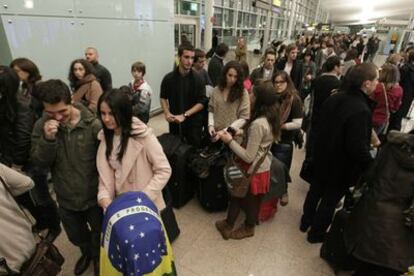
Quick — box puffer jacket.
[344,131,414,272]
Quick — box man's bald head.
[85,47,99,63]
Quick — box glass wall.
[174,0,328,49]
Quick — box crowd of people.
[0,31,413,276]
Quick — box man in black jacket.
[276,43,303,91]
[161,44,208,148]
[207,43,229,87]
[300,63,378,243]
[85,47,112,92]
[250,49,277,85]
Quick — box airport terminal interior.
[1,0,414,275]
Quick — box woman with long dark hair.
[208,60,250,141]
[96,87,171,212]
[96,88,175,276]
[215,81,280,240]
[10,58,43,117]
[271,70,303,206]
[68,59,102,112]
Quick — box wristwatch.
[184,112,189,118]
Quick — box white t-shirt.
[284,62,293,75]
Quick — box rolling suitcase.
[197,164,228,212]
[158,133,195,208]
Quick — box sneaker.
[229,224,255,240]
[215,219,233,240]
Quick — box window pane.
[223,9,234,28]
[213,7,223,26]
[180,1,199,16]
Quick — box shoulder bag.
[224,146,271,198]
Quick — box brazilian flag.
[100,191,176,276]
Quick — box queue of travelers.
[0,31,413,276]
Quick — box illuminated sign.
[273,0,281,7]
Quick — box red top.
[371,82,403,127]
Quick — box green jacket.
[31,104,102,211]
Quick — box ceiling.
[320,0,414,25]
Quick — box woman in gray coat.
[344,131,414,275]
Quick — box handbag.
[223,146,270,198]
[0,177,64,276]
[401,99,414,133]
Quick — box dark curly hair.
[217,60,244,103]
[68,59,96,89]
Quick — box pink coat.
[96,117,171,211]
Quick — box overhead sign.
[272,0,281,7]
[253,0,271,9]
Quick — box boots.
[229,224,255,240]
[280,193,289,206]
[215,219,233,240]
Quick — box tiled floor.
[55,113,346,276]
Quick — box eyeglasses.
[273,80,287,84]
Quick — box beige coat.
[0,164,36,273]
[96,117,171,211]
[72,74,103,113]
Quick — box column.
[314,0,320,23]
[205,0,214,50]
[262,9,272,51]
[287,0,296,40]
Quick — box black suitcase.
[197,164,228,212]
[158,133,195,208]
[320,209,357,272]
[161,187,180,243]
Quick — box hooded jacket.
[96,117,171,211]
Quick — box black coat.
[207,55,224,87]
[276,58,303,91]
[250,66,274,85]
[93,62,112,92]
[390,63,414,131]
[345,132,414,272]
[0,98,35,166]
[313,89,374,188]
[400,63,414,118]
